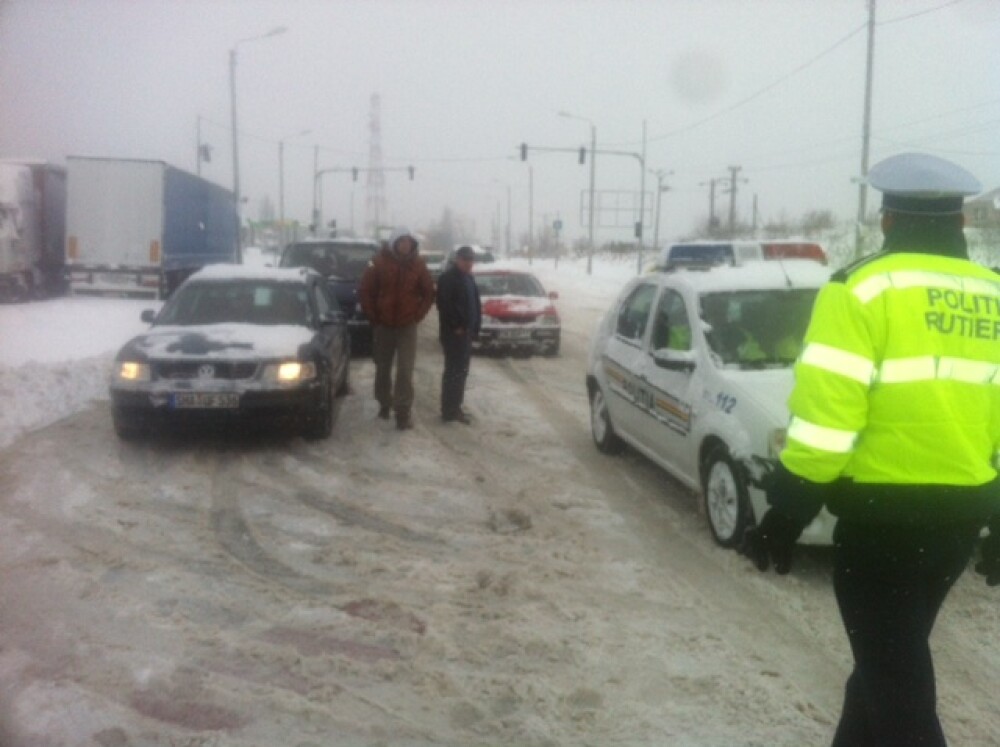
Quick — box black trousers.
[440,333,471,417]
[830,519,980,747]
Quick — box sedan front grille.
[154,361,259,381]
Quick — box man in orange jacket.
[358,229,435,430]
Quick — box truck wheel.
[590,386,623,455]
[304,378,334,440]
[702,445,751,548]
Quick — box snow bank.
[0,297,156,447]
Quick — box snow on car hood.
[482,295,554,318]
[122,323,316,360]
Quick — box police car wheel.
[702,446,750,548]
[590,387,623,455]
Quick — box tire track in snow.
[209,451,335,597]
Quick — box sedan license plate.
[498,328,532,340]
[171,392,239,409]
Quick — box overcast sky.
[2,0,998,247]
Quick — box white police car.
[586,260,836,548]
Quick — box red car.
[473,269,560,356]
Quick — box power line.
[607,0,970,150]
[609,21,868,148]
[878,0,966,27]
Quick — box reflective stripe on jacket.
[781,251,1000,486]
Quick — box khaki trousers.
[372,324,418,415]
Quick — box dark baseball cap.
[455,246,476,261]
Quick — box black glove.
[975,524,1000,587]
[741,509,805,574]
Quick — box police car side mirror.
[652,348,696,372]
[141,309,157,324]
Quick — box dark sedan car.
[279,238,379,353]
[110,265,350,440]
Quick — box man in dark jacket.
[358,228,435,430]
[436,246,481,424]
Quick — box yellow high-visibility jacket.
[782,251,1000,488]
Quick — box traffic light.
[351,167,358,182]
[579,147,586,165]
[408,166,415,180]
[520,143,528,161]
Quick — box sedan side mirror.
[652,348,696,372]
[320,310,347,326]
[548,291,559,300]
[140,309,157,324]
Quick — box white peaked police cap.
[868,153,981,215]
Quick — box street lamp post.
[558,111,597,274]
[279,128,311,249]
[650,169,673,254]
[230,25,286,258]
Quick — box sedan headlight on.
[264,361,317,383]
[115,361,151,382]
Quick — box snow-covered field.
[1,256,999,746]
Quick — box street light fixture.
[230,25,287,257]
[279,128,311,248]
[650,169,674,254]
[558,110,597,274]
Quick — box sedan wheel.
[590,386,623,455]
[702,446,750,548]
[304,377,334,440]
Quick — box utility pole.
[856,0,877,259]
[312,145,320,231]
[700,178,718,236]
[635,120,648,275]
[752,193,759,236]
[506,184,512,258]
[528,164,534,265]
[587,123,596,274]
[196,116,203,177]
[726,165,743,237]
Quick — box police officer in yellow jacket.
[742,153,1000,747]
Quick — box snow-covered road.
[1,258,998,746]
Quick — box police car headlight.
[768,428,787,459]
[263,361,317,382]
[115,361,151,382]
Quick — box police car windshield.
[157,281,311,327]
[699,289,818,368]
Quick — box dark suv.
[280,238,379,352]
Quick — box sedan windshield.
[699,288,818,367]
[281,243,375,280]
[156,281,310,327]
[475,273,545,297]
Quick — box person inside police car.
[742,152,1000,747]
